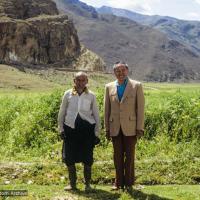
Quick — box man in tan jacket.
[104,61,145,191]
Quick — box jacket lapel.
[110,82,119,103]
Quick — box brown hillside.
[54,0,200,81]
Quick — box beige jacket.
[104,78,145,136]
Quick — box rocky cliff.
[0,0,105,71]
[0,0,59,19]
[0,15,81,65]
[72,46,105,71]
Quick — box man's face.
[74,75,88,90]
[114,64,128,82]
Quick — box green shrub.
[0,88,200,185]
[0,89,199,156]
[0,90,62,154]
[145,93,200,142]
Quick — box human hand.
[106,130,111,141]
[60,131,65,140]
[94,136,100,145]
[136,130,144,139]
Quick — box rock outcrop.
[72,46,105,71]
[0,0,105,71]
[0,15,80,65]
[0,0,59,19]
[0,0,80,66]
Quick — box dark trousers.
[112,128,137,188]
[62,115,95,166]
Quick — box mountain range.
[53,0,200,81]
[97,6,200,57]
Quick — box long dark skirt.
[62,115,96,166]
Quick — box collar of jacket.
[112,78,132,103]
[71,86,89,95]
[115,77,128,86]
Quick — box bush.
[0,89,199,156]
[0,90,62,154]
[0,88,200,185]
[145,93,200,142]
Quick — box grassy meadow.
[0,64,200,199]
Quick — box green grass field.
[1,184,200,200]
[0,64,200,199]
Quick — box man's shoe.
[125,186,133,193]
[85,184,93,192]
[64,185,77,191]
[133,184,145,191]
[111,185,122,191]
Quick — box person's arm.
[58,92,69,134]
[104,85,111,140]
[92,95,100,137]
[136,83,145,138]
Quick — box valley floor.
[1,64,200,200]
[1,184,200,200]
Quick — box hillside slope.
[97,6,200,57]
[0,64,59,91]
[53,0,200,81]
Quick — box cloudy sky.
[80,0,200,21]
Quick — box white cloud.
[187,12,200,17]
[187,12,200,20]
[106,0,160,15]
[82,0,160,15]
[80,0,105,7]
[194,0,200,4]
[81,0,200,21]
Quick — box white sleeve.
[92,95,100,136]
[57,92,69,133]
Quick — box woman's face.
[114,64,128,83]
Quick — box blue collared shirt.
[116,78,128,102]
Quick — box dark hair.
[113,61,128,69]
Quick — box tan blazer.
[104,78,145,136]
